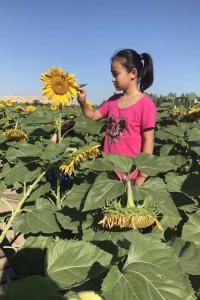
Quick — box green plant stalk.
[0,171,46,245]
[14,120,19,130]
[57,108,62,144]
[126,177,135,208]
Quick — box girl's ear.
[130,68,138,80]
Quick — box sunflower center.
[51,76,69,95]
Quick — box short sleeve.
[141,98,157,130]
[97,99,110,118]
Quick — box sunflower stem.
[0,171,46,245]
[127,177,135,208]
[57,107,62,144]
[14,120,19,130]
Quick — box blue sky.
[0,0,199,104]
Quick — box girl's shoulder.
[140,94,156,107]
[107,93,123,103]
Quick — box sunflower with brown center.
[41,67,79,107]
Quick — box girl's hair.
[111,49,153,92]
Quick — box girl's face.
[111,59,137,91]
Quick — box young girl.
[77,48,156,188]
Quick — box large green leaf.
[4,164,29,185]
[188,127,200,142]
[169,237,200,275]
[63,183,92,209]
[46,240,112,289]
[134,153,176,176]
[182,213,200,245]
[134,177,181,228]
[12,209,61,234]
[11,236,53,275]
[165,173,200,196]
[2,275,62,300]
[102,152,136,173]
[102,234,196,300]
[83,172,125,211]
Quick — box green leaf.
[169,237,200,275]
[135,177,181,228]
[165,173,200,196]
[83,173,125,211]
[4,164,29,185]
[55,212,78,232]
[3,275,61,300]
[102,234,196,300]
[182,213,200,245]
[12,209,61,234]
[46,240,112,289]
[81,157,116,172]
[63,183,91,209]
[188,127,200,142]
[11,236,53,275]
[102,152,136,173]
[135,153,176,176]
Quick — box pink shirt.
[97,93,157,180]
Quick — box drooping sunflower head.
[25,105,36,112]
[2,129,28,142]
[187,105,200,120]
[60,144,101,175]
[98,203,163,231]
[4,99,13,106]
[40,67,79,107]
[15,105,25,112]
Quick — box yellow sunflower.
[4,99,13,106]
[2,129,28,142]
[50,103,59,111]
[40,67,79,107]
[25,105,36,112]
[60,144,101,175]
[0,103,5,110]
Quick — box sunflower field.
[0,69,200,299]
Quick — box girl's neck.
[123,85,142,98]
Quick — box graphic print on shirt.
[106,114,128,144]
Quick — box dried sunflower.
[60,144,101,175]
[187,105,200,120]
[98,203,163,231]
[41,67,79,107]
[98,178,163,231]
[15,105,25,112]
[169,105,181,117]
[2,129,28,142]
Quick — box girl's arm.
[77,88,103,121]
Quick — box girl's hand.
[77,88,86,105]
[135,175,146,188]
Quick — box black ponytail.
[111,49,154,92]
[139,53,153,92]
